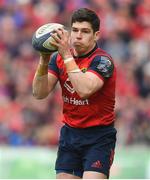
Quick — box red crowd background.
[0,0,150,146]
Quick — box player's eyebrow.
[72,27,91,31]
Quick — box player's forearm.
[32,54,53,99]
[64,58,100,98]
[68,72,96,98]
[32,63,50,99]
[32,74,50,99]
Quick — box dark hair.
[71,8,100,32]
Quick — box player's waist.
[64,122,114,131]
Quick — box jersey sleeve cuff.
[48,69,58,78]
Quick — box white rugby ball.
[32,23,64,53]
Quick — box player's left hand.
[50,28,72,59]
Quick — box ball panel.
[43,35,57,51]
[32,23,64,53]
[35,23,63,39]
[32,32,55,53]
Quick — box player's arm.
[64,56,113,99]
[32,53,58,99]
[67,69,103,99]
[69,70,103,99]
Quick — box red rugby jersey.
[48,45,116,128]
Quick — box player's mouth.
[73,42,84,47]
[74,41,83,45]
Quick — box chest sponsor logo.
[63,96,89,106]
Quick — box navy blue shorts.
[55,123,117,178]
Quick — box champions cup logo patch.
[96,57,111,73]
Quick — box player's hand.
[50,28,72,59]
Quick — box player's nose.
[76,31,82,39]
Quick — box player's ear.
[94,31,100,41]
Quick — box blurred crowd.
[0,0,150,146]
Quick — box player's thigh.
[56,172,81,179]
[55,125,83,173]
[83,171,107,179]
[83,136,116,178]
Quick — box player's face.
[70,21,100,56]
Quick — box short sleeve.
[88,55,114,78]
[48,52,59,77]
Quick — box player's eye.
[82,30,90,33]
[72,28,78,32]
